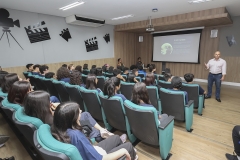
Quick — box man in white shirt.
[204,51,226,102]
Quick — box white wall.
[0,8,114,68]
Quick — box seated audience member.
[26,63,34,72]
[75,65,82,73]
[225,125,240,160]
[113,69,125,81]
[62,64,67,68]
[96,68,103,76]
[122,67,129,75]
[0,71,8,86]
[1,73,21,94]
[39,65,49,76]
[8,81,31,105]
[184,73,206,95]
[108,66,114,74]
[57,67,71,83]
[103,77,127,101]
[117,58,124,70]
[136,57,143,67]
[90,68,97,75]
[31,64,41,76]
[45,72,55,79]
[145,72,161,94]
[83,64,88,70]
[132,69,139,77]
[70,70,85,87]
[24,91,115,142]
[138,65,146,77]
[102,65,107,73]
[132,82,168,121]
[68,64,75,72]
[169,76,188,104]
[86,74,101,93]
[164,73,173,82]
[130,65,137,71]
[149,64,156,73]
[92,65,97,69]
[165,68,171,74]
[127,73,138,83]
[51,102,136,159]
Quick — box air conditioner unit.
[66,15,105,27]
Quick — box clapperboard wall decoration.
[103,33,110,43]
[84,37,98,52]
[24,21,51,43]
[60,28,71,42]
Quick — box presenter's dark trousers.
[207,73,222,99]
[232,126,240,156]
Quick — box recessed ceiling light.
[188,0,212,4]
[59,1,85,11]
[111,14,134,20]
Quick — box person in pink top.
[204,51,227,102]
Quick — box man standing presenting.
[204,51,226,102]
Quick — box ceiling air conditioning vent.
[66,15,105,27]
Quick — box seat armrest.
[185,100,194,108]
[158,116,174,130]
[118,155,126,160]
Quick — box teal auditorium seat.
[124,100,174,160]
[34,124,82,160]
[146,86,162,112]
[81,74,87,84]
[98,93,136,143]
[79,87,111,130]
[23,71,30,79]
[13,107,43,146]
[105,72,114,78]
[120,81,135,100]
[64,83,86,111]
[135,76,142,82]
[1,98,21,121]
[52,80,70,102]
[82,69,89,75]
[182,83,204,115]
[0,88,8,98]
[42,78,59,99]
[35,76,48,92]
[96,76,106,91]
[160,88,194,132]
[159,80,172,89]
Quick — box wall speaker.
[210,29,218,38]
[139,36,143,42]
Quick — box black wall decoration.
[0,8,24,50]
[60,28,71,42]
[24,21,51,43]
[103,33,110,43]
[226,35,237,47]
[84,37,98,52]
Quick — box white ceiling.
[0,0,240,25]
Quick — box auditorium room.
[1,0,240,160]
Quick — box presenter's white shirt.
[207,58,226,75]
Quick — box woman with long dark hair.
[103,77,127,101]
[86,74,101,93]
[51,102,137,160]
[132,82,168,121]
[70,70,85,87]
[144,72,161,94]
[23,91,115,142]
[1,73,20,93]
[8,81,31,105]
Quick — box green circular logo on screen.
[161,43,173,55]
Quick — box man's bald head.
[214,51,221,60]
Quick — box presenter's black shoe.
[225,153,238,160]
[205,95,211,99]
[216,98,221,102]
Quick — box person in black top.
[136,57,143,67]
[45,72,55,79]
[184,73,206,95]
[26,63,34,72]
[226,126,240,160]
[31,64,41,76]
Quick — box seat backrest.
[160,88,185,121]
[99,93,126,131]
[182,83,199,108]
[23,72,29,79]
[28,74,38,90]
[52,80,70,102]
[96,76,106,91]
[35,76,48,92]
[146,86,160,111]
[105,73,114,78]
[159,75,165,81]
[124,100,159,146]
[1,98,21,121]
[82,70,89,75]
[42,79,59,99]
[81,74,87,84]
[138,73,145,78]
[65,84,85,112]
[13,107,44,146]
[159,80,172,89]
[79,87,103,121]
[135,76,141,82]
[34,124,82,160]
[120,81,135,100]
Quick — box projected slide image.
[153,33,201,63]
[161,43,173,55]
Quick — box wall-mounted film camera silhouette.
[0,8,23,50]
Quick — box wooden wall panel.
[3,57,115,79]
[114,32,137,68]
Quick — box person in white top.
[204,51,226,102]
